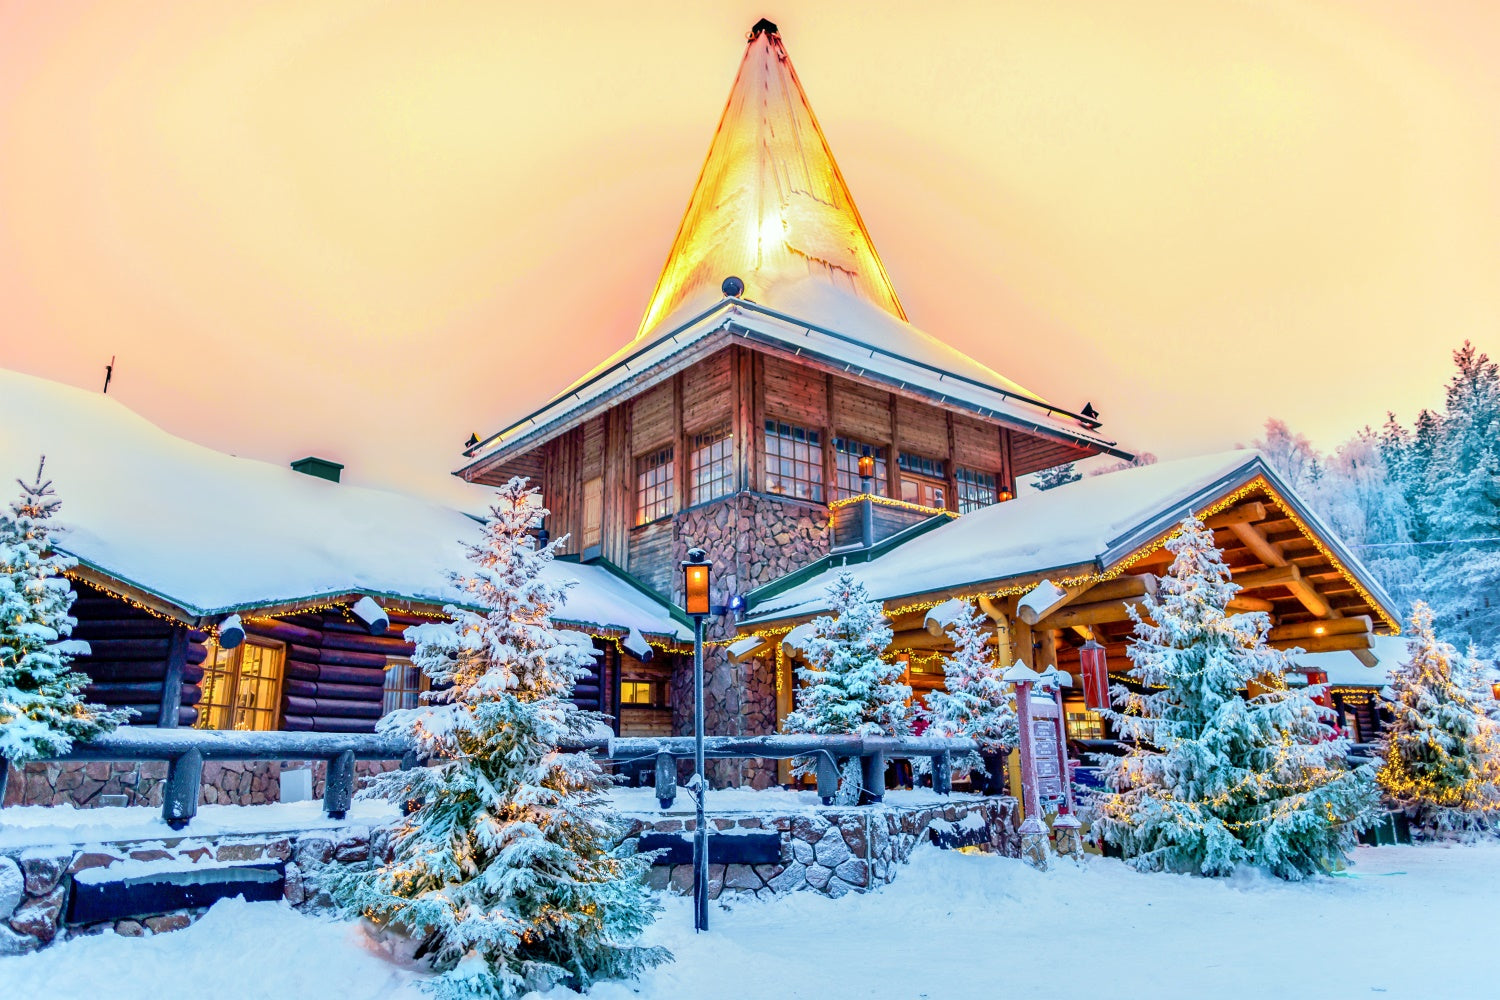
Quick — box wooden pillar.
[732,346,754,493]
[1012,616,1035,669]
[1037,629,1059,671]
[822,374,837,498]
[157,626,188,729]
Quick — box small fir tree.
[1376,602,1500,837]
[921,601,1015,777]
[782,571,908,804]
[1093,516,1376,880]
[0,459,129,763]
[327,478,667,1000]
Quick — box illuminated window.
[689,423,734,505]
[955,468,998,513]
[635,447,675,524]
[195,638,284,731]
[1065,709,1104,741]
[622,680,655,705]
[382,658,429,714]
[898,452,948,509]
[833,438,887,499]
[764,421,823,501]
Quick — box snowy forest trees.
[1032,463,1082,491]
[327,478,666,1000]
[782,571,909,804]
[1377,603,1500,836]
[1094,517,1376,880]
[1254,341,1500,656]
[0,459,128,763]
[921,601,1015,777]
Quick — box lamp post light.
[857,454,877,549]
[680,547,712,932]
[857,453,875,493]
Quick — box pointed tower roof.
[635,18,907,340]
[458,20,1129,476]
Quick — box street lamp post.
[681,547,712,932]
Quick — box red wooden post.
[1004,664,1049,869]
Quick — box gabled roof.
[0,369,688,641]
[741,450,1400,630]
[458,21,1124,477]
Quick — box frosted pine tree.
[0,459,129,763]
[921,601,1015,779]
[782,571,908,804]
[1033,463,1081,491]
[1376,602,1500,837]
[327,478,667,1000]
[1094,516,1376,880]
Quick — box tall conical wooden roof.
[635,19,907,340]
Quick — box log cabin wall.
[71,583,204,727]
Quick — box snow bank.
[8,844,1498,999]
[0,798,399,851]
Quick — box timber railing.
[1,729,416,830]
[2,731,981,830]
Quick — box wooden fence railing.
[2,730,981,830]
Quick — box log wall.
[72,583,201,727]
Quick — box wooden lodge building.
[0,369,689,805]
[455,21,1404,786]
[2,22,1405,806]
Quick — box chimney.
[290,456,343,483]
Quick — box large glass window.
[898,452,948,509]
[833,438,887,499]
[635,446,675,524]
[955,468,999,513]
[763,421,823,501]
[195,637,284,731]
[382,658,429,714]
[689,422,734,505]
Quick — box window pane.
[763,420,823,501]
[635,447,675,524]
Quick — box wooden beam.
[1017,580,1089,625]
[1074,574,1156,605]
[1270,633,1373,654]
[1231,520,1336,619]
[1204,501,1268,529]
[1231,564,1301,590]
[1268,616,1372,643]
[1226,596,1275,613]
[1039,597,1146,629]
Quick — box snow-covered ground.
[7,842,1494,1000]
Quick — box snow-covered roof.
[0,370,688,640]
[458,22,1124,477]
[743,450,1398,626]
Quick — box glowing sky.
[3,2,1497,501]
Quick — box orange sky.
[3,2,1497,501]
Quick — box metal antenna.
[102,356,115,394]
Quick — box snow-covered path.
[6,844,1493,1000]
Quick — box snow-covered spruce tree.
[0,459,129,763]
[921,601,1015,778]
[1377,602,1500,837]
[782,570,908,804]
[1093,516,1377,880]
[326,478,666,1000]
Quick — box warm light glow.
[683,562,711,617]
[857,454,876,480]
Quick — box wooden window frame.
[688,422,735,506]
[763,420,824,502]
[832,438,888,499]
[581,476,604,553]
[635,446,676,525]
[382,657,430,714]
[955,467,999,513]
[898,452,949,509]
[194,637,285,732]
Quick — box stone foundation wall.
[0,823,389,956]
[670,493,829,788]
[3,759,401,810]
[627,795,1018,900]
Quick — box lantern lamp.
[1491,680,1500,701]
[1079,639,1110,712]
[857,453,875,492]
[681,547,712,618]
[998,488,1015,502]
